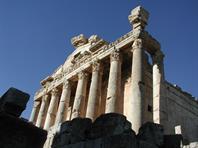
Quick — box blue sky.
[0,0,197,119]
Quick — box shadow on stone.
[0,87,47,148]
[51,113,186,148]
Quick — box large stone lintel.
[132,30,161,54]
[143,31,161,54]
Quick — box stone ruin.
[50,113,184,148]
[0,87,195,148]
[0,87,47,148]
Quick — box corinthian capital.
[110,48,121,62]
[78,71,88,80]
[92,60,100,72]
[63,80,70,89]
[51,88,59,97]
[132,39,143,52]
[42,94,49,102]
[33,100,41,108]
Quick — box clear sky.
[0,0,197,119]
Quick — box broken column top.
[128,6,149,30]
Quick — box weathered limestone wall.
[165,82,198,143]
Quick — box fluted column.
[36,94,48,127]
[86,61,101,120]
[152,50,167,125]
[29,100,41,124]
[71,71,88,119]
[44,88,59,130]
[55,80,71,124]
[129,39,145,133]
[105,49,121,113]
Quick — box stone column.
[44,88,59,130]
[105,49,121,113]
[129,39,145,133]
[71,71,88,119]
[152,50,167,125]
[86,61,101,120]
[29,100,41,124]
[36,94,48,127]
[55,80,71,124]
[97,66,104,115]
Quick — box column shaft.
[86,61,100,120]
[29,100,41,124]
[105,49,121,113]
[152,50,167,125]
[55,80,71,124]
[129,39,144,133]
[44,88,59,130]
[36,94,48,127]
[71,72,88,119]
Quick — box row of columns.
[30,39,164,133]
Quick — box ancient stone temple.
[29,6,198,148]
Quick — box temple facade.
[29,6,198,147]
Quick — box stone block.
[52,118,92,147]
[0,87,30,117]
[88,113,133,139]
[137,122,164,147]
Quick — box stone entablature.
[35,30,160,100]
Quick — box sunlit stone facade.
[29,6,198,147]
